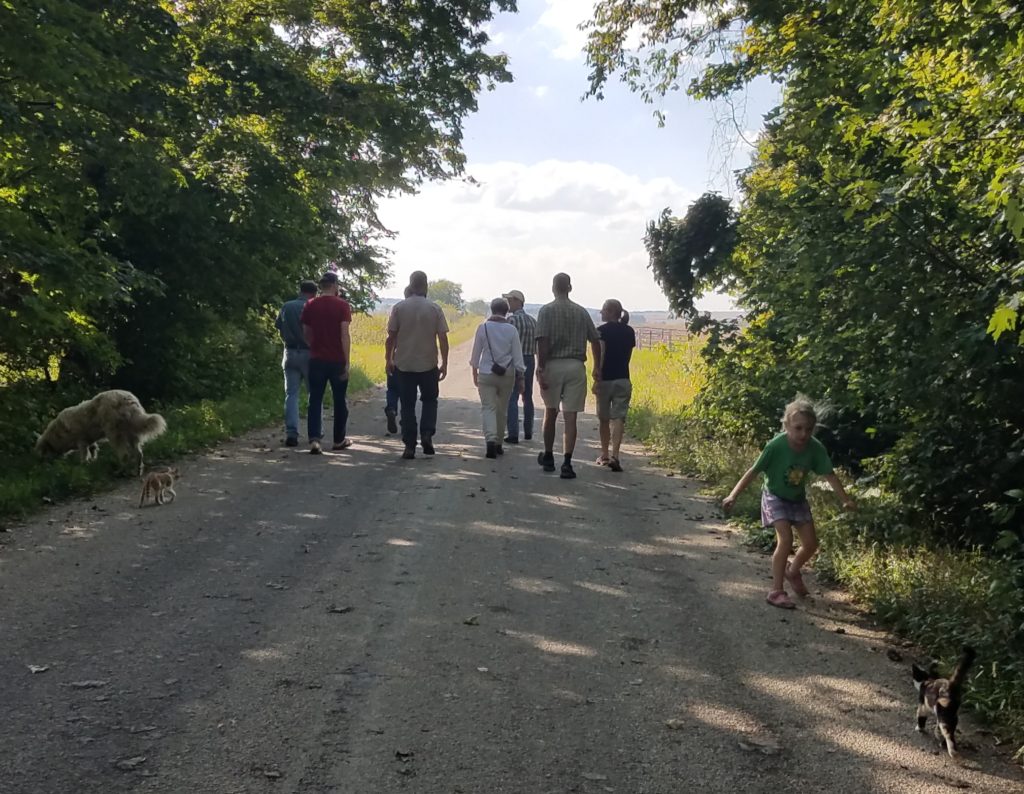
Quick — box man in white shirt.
[469,297,525,458]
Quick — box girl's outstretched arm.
[723,467,759,514]
[823,473,856,510]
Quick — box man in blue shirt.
[275,280,317,446]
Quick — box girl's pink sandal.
[766,590,796,609]
[785,565,810,597]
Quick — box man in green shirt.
[534,273,601,480]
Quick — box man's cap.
[503,290,525,303]
[319,271,339,285]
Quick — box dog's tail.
[949,645,976,691]
[133,411,167,442]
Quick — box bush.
[628,344,1024,754]
[819,516,1024,744]
[0,325,380,525]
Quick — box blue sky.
[377,0,780,312]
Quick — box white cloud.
[531,85,550,98]
[376,160,703,312]
[534,1,710,62]
[535,0,595,61]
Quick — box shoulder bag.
[483,323,508,376]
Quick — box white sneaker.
[309,440,322,455]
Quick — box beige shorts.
[540,358,587,412]
[597,378,632,420]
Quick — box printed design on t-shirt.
[786,465,808,488]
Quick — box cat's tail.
[949,646,976,691]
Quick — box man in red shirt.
[300,271,353,454]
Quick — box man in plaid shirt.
[534,273,601,480]
[502,289,536,444]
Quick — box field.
[628,337,707,416]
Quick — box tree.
[583,0,1024,542]
[0,0,516,451]
[429,279,465,309]
[466,299,490,316]
[645,193,737,319]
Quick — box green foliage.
[631,367,1024,747]
[644,193,738,319]
[0,377,279,522]
[817,504,1024,743]
[429,279,466,310]
[0,337,372,525]
[588,0,1024,749]
[1,0,514,423]
[587,0,1024,544]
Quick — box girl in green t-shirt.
[722,398,856,609]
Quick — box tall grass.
[627,339,711,460]
[350,311,478,385]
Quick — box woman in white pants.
[470,298,526,458]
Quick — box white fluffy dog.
[35,390,167,475]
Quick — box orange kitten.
[139,467,179,508]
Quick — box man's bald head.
[552,272,572,297]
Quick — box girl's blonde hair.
[782,395,818,430]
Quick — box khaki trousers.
[477,371,516,443]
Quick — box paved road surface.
[2,344,1021,793]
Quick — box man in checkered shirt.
[502,289,537,444]
[534,273,602,480]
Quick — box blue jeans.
[385,371,399,414]
[282,348,310,440]
[507,354,535,439]
[307,359,350,443]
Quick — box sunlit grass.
[629,338,707,415]
[351,343,386,385]
[349,311,478,384]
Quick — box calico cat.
[139,467,180,508]
[912,646,976,760]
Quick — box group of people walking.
[278,271,860,611]
[276,270,636,477]
[468,273,636,479]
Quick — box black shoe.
[503,436,519,444]
[486,442,498,459]
[496,445,504,456]
[560,462,577,479]
[421,436,435,456]
[385,408,398,434]
[285,437,298,447]
[524,433,533,440]
[402,446,416,460]
[537,451,556,472]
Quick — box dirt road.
[1,346,1021,793]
